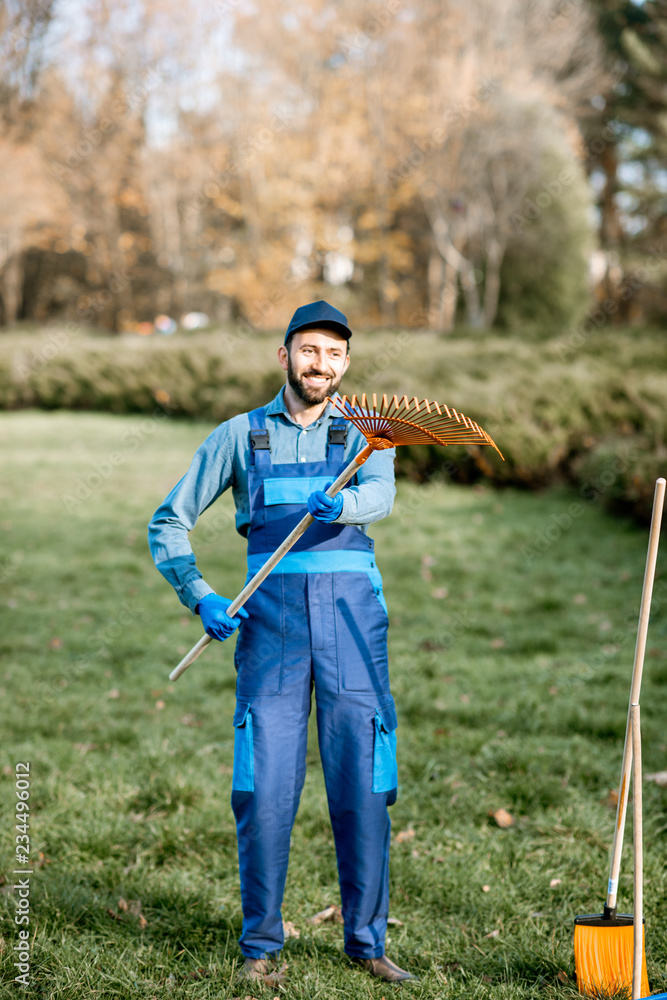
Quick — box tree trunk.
[483,237,504,327]
[1,228,23,325]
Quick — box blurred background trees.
[0,0,664,334]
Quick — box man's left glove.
[196,593,249,642]
[307,484,344,523]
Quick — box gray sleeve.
[147,423,234,612]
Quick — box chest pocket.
[263,477,333,506]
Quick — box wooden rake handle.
[607,477,665,911]
[169,443,375,681]
[631,703,643,1000]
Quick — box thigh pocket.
[233,702,254,792]
[372,701,397,793]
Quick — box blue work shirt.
[148,387,396,612]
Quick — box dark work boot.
[352,954,420,982]
[238,957,274,981]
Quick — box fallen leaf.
[490,808,514,828]
[549,878,561,888]
[106,908,123,922]
[605,788,619,807]
[484,929,500,938]
[263,961,288,985]
[459,693,470,703]
[155,700,166,710]
[490,638,505,649]
[138,914,148,929]
[421,555,435,581]
[308,904,344,925]
[108,689,120,699]
[431,587,448,599]
[49,637,63,649]
[482,885,491,893]
[73,742,98,753]
[2,765,12,775]
[387,917,404,926]
[549,686,558,695]
[411,849,420,858]
[557,971,569,982]
[282,920,300,939]
[180,714,201,727]
[646,771,667,787]
[395,827,415,843]
[188,967,211,980]
[128,900,142,917]
[117,898,129,912]
[573,593,587,604]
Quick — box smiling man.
[148,300,416,984]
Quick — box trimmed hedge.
[1,324,665,522]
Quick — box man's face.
[279,328,350,405]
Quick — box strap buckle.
[250,429,270,451]
[328,425,348,447]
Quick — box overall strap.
[327,417,349,463]
[248,407,271,466]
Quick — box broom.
[169,393,503,681]
[574,477,665,997]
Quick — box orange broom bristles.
[574,921,649,997]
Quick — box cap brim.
[285,320,352,343]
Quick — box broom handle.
[607,478,665,911]
[169,443,375,681]
[631,703,643,1000]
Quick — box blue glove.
[196,593,249,642]
[307,483,344,523]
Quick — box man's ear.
[278,345,288,371]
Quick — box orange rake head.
[328,393,504,460]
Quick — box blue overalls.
[231,407,398,960]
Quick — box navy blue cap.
[284,300,352,345]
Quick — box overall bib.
[231,407,398,960]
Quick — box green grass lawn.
[1,411,666,1000]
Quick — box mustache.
[301,370,334,378]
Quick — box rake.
[169,393,504,681]
[574,477,665,998]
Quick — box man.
[147,300,417,984]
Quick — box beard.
[286,355,344,405]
